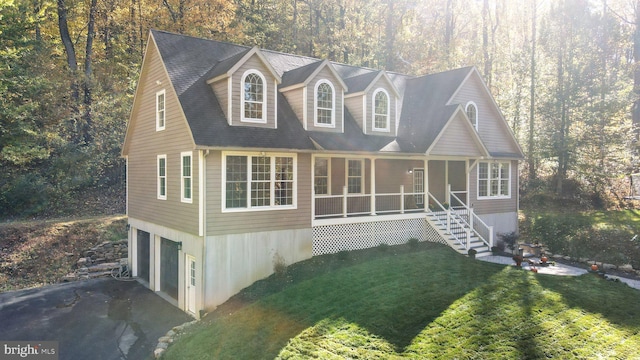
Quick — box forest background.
[2,0,640,219]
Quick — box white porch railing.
[314,185,426,219]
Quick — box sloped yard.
[162,242,640,359]
[0,216,127,292]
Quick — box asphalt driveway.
[0,278,193,360]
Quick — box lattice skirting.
[312,218,447,256]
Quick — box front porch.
[310,156,494,257]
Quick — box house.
[121,30,524,317]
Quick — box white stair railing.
[427,192,471,250]
[448,185,494,248]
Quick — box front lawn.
[162,242,640,359]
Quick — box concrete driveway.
[0,278,193,360]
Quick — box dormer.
[206,46,281,129]
[344,71,400,136]
[280,60,348,133]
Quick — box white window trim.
[240,70,267,124]
[157,154,167,200]
[465,101,478,130]
[181,151,193,203]
[346,159,364,194]
[314,157,332,196]
[372,88,391,132]
[477,161,511,200]
[314,79,336,128]
[413,168,424,205]
[156,89,166,131]
[221,152,298,212]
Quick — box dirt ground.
[0,216,127,292]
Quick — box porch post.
[370,158,376,215]
[400,185,405,214]
[424,158,429,212]
[343,186,348,218]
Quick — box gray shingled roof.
[343,71,381,94]
[397,67,474,152]
[150,30,506,155]
[281,60,324,88]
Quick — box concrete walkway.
[479,255,640,290]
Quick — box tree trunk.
[445,0,454,66]
[56,0,79,103]
[528,0,537,182]
[633,0,640,148]
[82,0,97,144]
[385,0,395,70]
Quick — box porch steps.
[426,211,491,258]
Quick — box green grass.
[162,242,640,359]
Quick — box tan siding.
[430,114,484,156]
[306,68,344,132]
[468,160,517,214]
[211,79,229,121]
[282,87,305,127]
[230,55,277,129]
[206,151,312,236]
[428,160,446,204]
[375,159,422,193]
[344,95,364,131]
[451,74,520,155]
[330,158,346,195]
[127,39,200,235]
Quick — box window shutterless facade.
[314,158,330,195]
[347,159,363,194]
[241,70,267,123]
[223,153,296,211]
[466,101,478,130]
[314,80,335,127]
[156,90,166,131]
[372,89,390,131]
[181,152,192,203]
[477,161,510,199]
[157,155,167,200]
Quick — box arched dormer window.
[466,101,478,130]
[372,89,390,131]
[314,80,335,127]
[241,70,267,123]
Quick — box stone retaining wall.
[63,239,129,281]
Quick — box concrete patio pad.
[478,255,640,290]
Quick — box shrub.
[273,253,287,277]
[407,238,420,248]
[499,232,519,253]
[336,250,350,261]
[377,242,390,252]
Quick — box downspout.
[200,149,209,318]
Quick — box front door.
[185,255,196,314]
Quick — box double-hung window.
[181,152,192,203]
[315,80,335,127]
[241,70,266,123]
[314,158,330,195]
[224,153,296,210]
[373,89,390,131]
[156,90,166,131]
[466,101,478,130]
[347,159,363,194]
[157,155,167,200]
[478,161,510,198]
